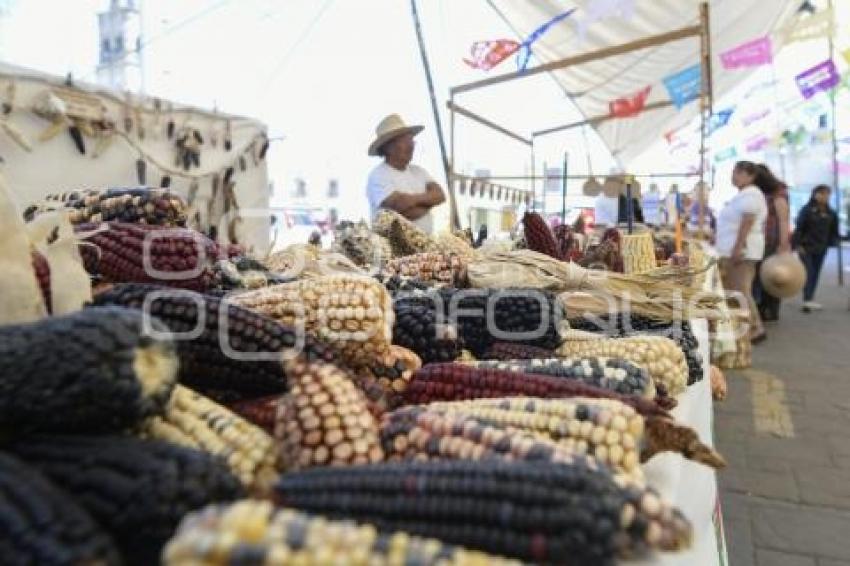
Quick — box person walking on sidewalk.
[794,184,839,312]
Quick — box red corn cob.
[522,212,560,260]
[225,394,281,434]
[31,250,51,313]
[404,363,670,419]
[76,222,218,291]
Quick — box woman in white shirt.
[716,161,768,343]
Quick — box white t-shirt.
[594,194,619,226]
[716,185,767,260]
[366,162,435,233]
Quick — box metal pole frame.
[697,1,713,236]
[827,0,844,285]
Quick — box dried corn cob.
[31,249,51,312]
[480,341,556,360]
[8,435,244,565]
[445,288,564,357]
[380,406,610,473]
[347,345,421,415]
[332,220,393,267]
[77,221,218,291]
[25,187,188,226]
[0,306,177,433]
[277,460,692,563]
[373,209,439,255]
[522,211,560,260]
[93,283,336,397]
[558,331,689,397]
[461,357,656,399]
[231,274,394,366]
[384,252,467,286]
[404,363,670,419]
[276,359,384,471]
[568,313,704,385]
[163,500,520,566]
[427,397,723,470]
[376,272,435,293]
[0,452,122,566]
[434,230,476,260]
[393,295,461,364]
[137,385,278,494]
[225,394,281,433]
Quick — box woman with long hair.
[752,164,791,321]
[716,161,769,343]
[794,185,839,312]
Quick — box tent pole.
[827,0,844,285]
[531,140,536,214]
[410,0,459,230]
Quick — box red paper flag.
[464,40,520,71]
[609,86,651,118]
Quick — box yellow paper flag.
[778,7,833,45]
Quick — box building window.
[327,179,339,198]
[115,35,124,53]
[292,178,307,198]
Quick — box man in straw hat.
[366,114,445,233]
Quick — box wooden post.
[561,152,569,225]
[698,1,713,236]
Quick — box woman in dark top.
[752,164,791,321]
[794,185,839,312]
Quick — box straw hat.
[602,175,624,197]
[760,252,806,298]
[582,176,603,196]
[368,114,424,156]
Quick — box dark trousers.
[800,250,827,301]
[754,260,782,320]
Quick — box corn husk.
[434,231,476,261]
[265,244,365,278]
[373,209,439,256]
[468,250,724,321]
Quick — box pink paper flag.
[835,162,850,175]
[745,135,769,152]
[742,108,771,127]
[720,36,772,70]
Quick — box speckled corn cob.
[231,274,394,366]
[461,357,657,400]
[380,406,610,472]
[137,385,278,494]
[405,363,671,419]
[348,345,421,415]
[77,221,217,291]
[373,209,440,255]
[332,220,393,268]
[276,359,384,470]
[25,187,188,226]
[384,252,467,286]
[558,330,689,397]
[480,341,556,360]
[425,397,644,475]
[163,500,521,566]
[276,460,693,563]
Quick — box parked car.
[270,207,332,251]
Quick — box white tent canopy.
[457,0,802,166]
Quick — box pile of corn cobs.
[2,192,723,566]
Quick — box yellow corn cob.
[163,500,521,566]
[558,330,689,396]
[137,385,278,495]
[434,231,476,261]
[230,274,394,366]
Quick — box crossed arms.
[380,183,446,221]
